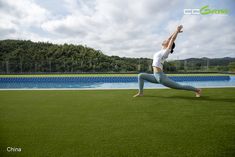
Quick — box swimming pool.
[0,75,234,90]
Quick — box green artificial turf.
[0,88,235,157]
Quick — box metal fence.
[0,60,228,74]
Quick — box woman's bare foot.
[195,88,202,97]
[133,93,144,97]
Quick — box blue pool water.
[0,76,234,89]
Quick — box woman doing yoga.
[133,25,202,97]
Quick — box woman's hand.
[177,25,183,33]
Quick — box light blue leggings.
[138,72,197,93]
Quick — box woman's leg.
[133,73,158,97]
[154,72,198,92]
[138,73,158,93]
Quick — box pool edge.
[0,86,235,91]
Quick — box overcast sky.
[0,0,234,59]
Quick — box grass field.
[0,88,235,157]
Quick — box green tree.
[228,62,235,72]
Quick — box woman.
[133,25,202,97]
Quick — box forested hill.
[0,39,151,73]
[0,39,234,73]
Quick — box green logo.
[200,5,229,15]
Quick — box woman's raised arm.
[167,25,183,50]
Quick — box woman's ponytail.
[170,43,175,53]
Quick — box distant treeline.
[169,57,235,72]
[0,40,235,73]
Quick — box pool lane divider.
[0,76,231,83]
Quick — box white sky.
[0,0,234,59]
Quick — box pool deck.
[0,73,231,77]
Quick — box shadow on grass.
[142,95,235,103]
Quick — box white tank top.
[152,48,171,70]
